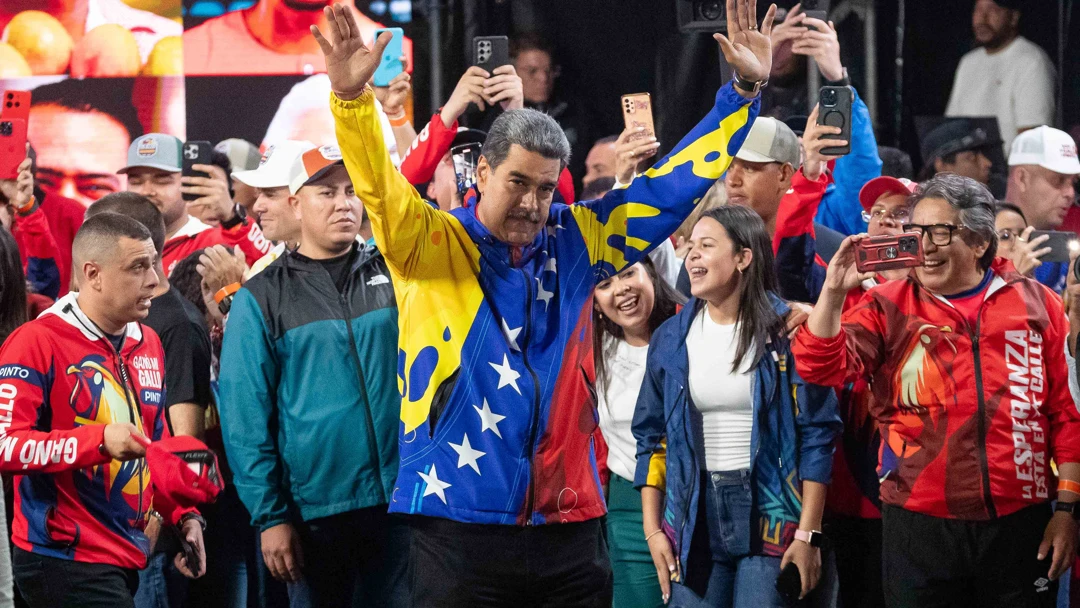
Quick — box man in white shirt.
[945,0,1055,151]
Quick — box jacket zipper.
[970,316,997,519]
[339,290,388,501]
[519,269,542,525]
[112,340,146,521]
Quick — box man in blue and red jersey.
[0,212,205,607]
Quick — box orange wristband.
[14,195,36,215]
[388,113,409,127]
[1058,479,1080,496]
[213,282,241,305]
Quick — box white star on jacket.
[473,399,506,438]
[501,318,522,352]
[418,464,452,504]
[449,433,486,475]
[536,278,554,309]
[489,354,522,394]
[546,224,564,237]
[544,257,557,274]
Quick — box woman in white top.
[633,206,841,607]
[592,256,685,608]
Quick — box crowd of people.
[2,0,1080,607]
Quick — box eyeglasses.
[997,229,1020,242]
[861,208,910,224]
[902,223,969,246]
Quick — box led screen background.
[1,0,411,207]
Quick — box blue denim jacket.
[632,295,841,579]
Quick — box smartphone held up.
[0,90,30,181]
[855,233,924,274]
[622,93,655,143]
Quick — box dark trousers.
[13,547,139,608]
[882,503,1056,608]
[187,484,259,608]
[292,506,410,608]
[409,516,613,607]
[826,515,884,608]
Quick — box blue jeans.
[670,470,789,608]
[133,552,187,608]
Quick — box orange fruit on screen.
[2,11,73,75]
[0,42,31,78]
[142,36,182,76]
[70,24,141,78]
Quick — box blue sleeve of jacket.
[218,288,290,531]
[814,88,881,236]
[25,258,60,300]
[632,337,669,490]
[790,350,842,484]
[571,83,758,279]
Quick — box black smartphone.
[473,36,510,71]
[182,141,213,202]
[1029,230,1080,265]
[802,0,827,28]
[817,86,852,156]
[775,561,801,603]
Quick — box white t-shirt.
[596,336,650,483]
[686,307,754,472]
[945,36,1055,151]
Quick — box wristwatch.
[219,205,245,230]
[732,72,767,96]
[824,67,851,87]
[1054,501,1080,520]
[214,282,241,316]
[180,512,207,531]
[794,529,827,548]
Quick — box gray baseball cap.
[117,133,182,174]
[735,117,802,169]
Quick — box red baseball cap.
[858,176,917,211]
[135,435,224,522]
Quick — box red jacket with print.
[163,215,271,277]
[0,294,177,569]
[793,259,1080,520]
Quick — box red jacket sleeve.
[1042,291,1080,465]
[210,219,272,267]
[13,205,62,299]
[399,112,459,186]
[792,291,888,388]
[773,169,830,254]
[0,326,112,473]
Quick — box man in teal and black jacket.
[218,146,404,607]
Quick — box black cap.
[916,116,1003,163]
[452,128,487,150]
[783,115,809,137]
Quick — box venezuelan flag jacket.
[333,82,758,525]
[793,259,1080,519]
[0,294,172,569]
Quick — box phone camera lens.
[0,122,11,137]
[821,89,837,107]
[899,237,915,253]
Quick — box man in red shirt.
[117,134,271,275]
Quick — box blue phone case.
[373,28,404,87]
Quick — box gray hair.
[912,173,998,271]
[482,108,571,171]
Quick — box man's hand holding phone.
[182,164,236,224]
[0,144,34,215]
[1009,227,1052,276]
[482,65,524,111]
[791,15,843,81]
[441,66,492,127]
[801,105,847,182]
[613,127,660,185]
[374,70,412,118]
[174,517,207,579]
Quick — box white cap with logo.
[735,117,802,169]
[1008,126,1080,175]
[232,140,316,189]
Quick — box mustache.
[507,210,542,223]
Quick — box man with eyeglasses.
[795,173,1080,607]
[818,174,917,608]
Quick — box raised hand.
[791,17,843,81]
[801,105,847,182]
[614,126,660,185]
[311,4,392,100]
[483,65,524,111]
[441,66,492,126]
[374,70,412,117]
[714,0,778,84]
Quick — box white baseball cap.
[232,140,316,189]
[1008,126,1080,175]
[735,117,802,169]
